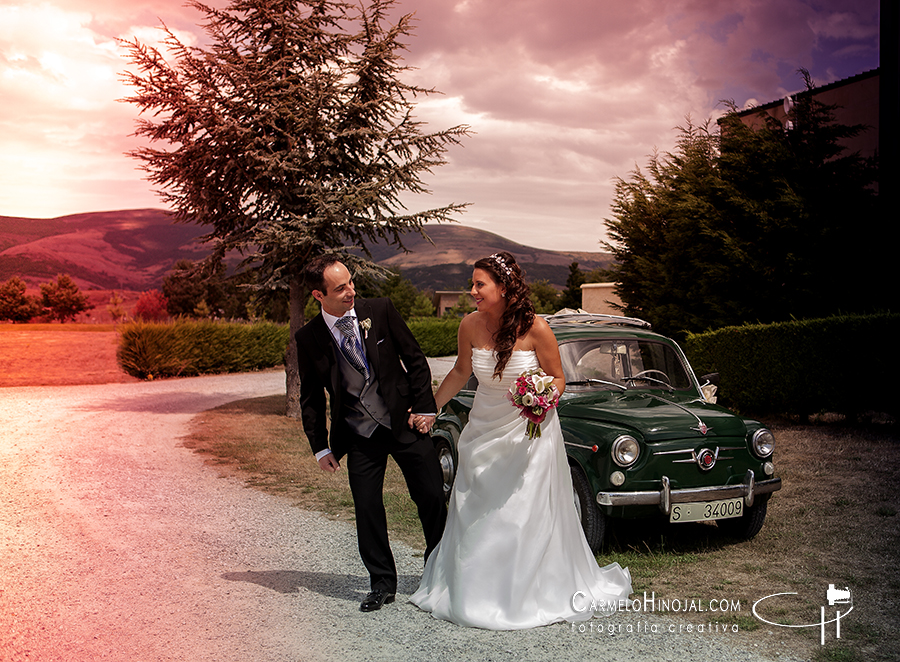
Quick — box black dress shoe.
[360,589,396,612]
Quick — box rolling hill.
[0,209,612,292]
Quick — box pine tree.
[0,276,41,323]
[409,293,436,318]
[604,71,879,338]
[40,275,93,323]
[120,0,469,413]
[559,262,586,310]
[529,280,561,315]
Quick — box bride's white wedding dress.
[410,348,632,629]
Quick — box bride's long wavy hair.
[474,251,535,380]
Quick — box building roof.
[734,68,880,117]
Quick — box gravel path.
[0,371,808,662]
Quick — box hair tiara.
[490,253,514,277]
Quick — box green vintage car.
[430,312,782,551]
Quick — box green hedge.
[408,316,461,357]
[117,320,289,379]
[685,313,899,417]
[116,316,460,380]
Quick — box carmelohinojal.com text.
[570,591,742,636]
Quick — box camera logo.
[753,584,854,645]
[826,584,851,606]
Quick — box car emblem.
[695,422,709,435]
[696,448,716,471]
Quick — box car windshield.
[559,338,693,391]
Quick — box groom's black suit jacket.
[295,298,437,459]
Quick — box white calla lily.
[533,373,554,393]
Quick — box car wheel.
[570,464,606,552]
[716,495,769,539]
[433,437,456,500]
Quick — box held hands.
[408,412,436,434]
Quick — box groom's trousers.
[345,424,447,593]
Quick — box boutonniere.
[359,317,372,339]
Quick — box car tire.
[433,437,456,500]
[716,494,769,539]
[570,464,606,552]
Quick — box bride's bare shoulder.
[459,312,492,347]
[458,312,480,338]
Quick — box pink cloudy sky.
[0,0,881,251]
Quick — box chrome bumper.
[596,471,782,516]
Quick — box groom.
[295,255,447,612]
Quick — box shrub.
[685,313,900,418]
[133,290,170,322]
[117,316,455,381]
[408,317,461,357]
[107,291,127,323]
[117,320,288,379]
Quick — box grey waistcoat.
[335,343,391,438]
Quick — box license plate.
[670,497,743,523]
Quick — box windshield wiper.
[566,378,627,392]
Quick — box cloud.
[0,0,881,251]
[0,3,208,217]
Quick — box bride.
[409,252,632,629]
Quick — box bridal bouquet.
[506,368,560,439]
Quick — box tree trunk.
[285,277,306,419]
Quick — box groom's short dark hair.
[302,254,343,294]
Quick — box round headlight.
[612,435,640,467]
[751,428,775,458]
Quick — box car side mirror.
[701,372,720,386]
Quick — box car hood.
[559,392,748,442]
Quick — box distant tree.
[107,291,128,323]
[529,279,561,315]
[193,299,213,318]
[584,266,615,283]
[120,0,469,416]
[40,274,93,323]
[243,287,290,323]
[443,294,474,318]
[409,293,436,318]
[558,262,586,310]
[163,260,208,318]
[604,70,880,337]
[351,268,437,319]
[304,294,320,322]
[0,276,41,323]
[376,270,429,320]
[133,290,169,322]
[163,260,289,322]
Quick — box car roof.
[544,311,672,344]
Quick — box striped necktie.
[334,316,369,381]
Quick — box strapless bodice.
[470,348,538,392]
